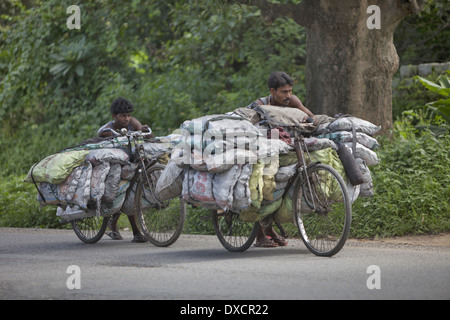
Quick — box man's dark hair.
[268,71,294,90]
[110,97,134,115]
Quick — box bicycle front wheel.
[293,163,351,257]
[135,164,186,247]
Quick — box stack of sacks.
[314,116,381,197]
[234,108,381,221]
[155,114,293,213]
[25,138,171,222]
[155,110,381,223]
[173,114,290,172]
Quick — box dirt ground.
[352,232,450,247]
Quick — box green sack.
[273,194,293,224]
[308,148,346,201]
[279,151,298,167]
[239,197,283,223]
[258,197,283,220]
[248,161,264,209]
[308,148,345,178]
[25,150,89,185]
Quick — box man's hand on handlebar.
[99,127,120,137]
[302,115,319,126]
[100,127,153,139]
[141,124,150,133]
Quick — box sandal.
[271,235,288,246]
[254,238,278,248]
[131,234,148,243]
[105,231,123,240]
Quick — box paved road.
[0,228,449,300]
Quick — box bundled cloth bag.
[322,131,379,150]
[155,160,184,201]
[252,105,316,133]
[37,165,84,206]
[37,161,92,209]
[231,164,253,211]
[182,169,217,208]
[25,150,89,184]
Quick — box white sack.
[213,165,241,211]
[232,164,253,211]
[155,160,184,201]
[343,142,380,166]
[328,117,381,136]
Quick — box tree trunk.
[304,0,409,132]
[227,0,426,132]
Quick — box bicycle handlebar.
[101,128,153,138]
[258,117,314,129]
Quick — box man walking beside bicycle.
[98,97,152,243]
[251,71,318,248]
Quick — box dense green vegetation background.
[0,0,449,237]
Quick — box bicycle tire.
[293,163,351,257]
[71,216,108,244]
[135,164,186,247]
[212,210,259,252]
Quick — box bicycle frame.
[282,128,320,209]
[125,132,164,208]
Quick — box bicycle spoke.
[294,164,351,257]
[136,165,185,247]
[213,211,258,252]
[71,216,107,244]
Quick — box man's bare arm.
[130,117,154,137]
[288,95,318,124]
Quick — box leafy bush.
[414,72,450,135]
[183,206,216,235]
[0,175,63,228]
[350,124,450,238]
[0,0,307,178]
[392,73,443,119]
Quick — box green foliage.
[395,0,450,65]
[356,78,450,238]
[392,72,450,137]
[410,72,450,135]
[416,72,450,120]
[392,73,442,118]
[184,206,216,235]
[0,175,63,228]
[49,36,96,89]
[350,124,450,238]
[130,1,307,133]
[0,0,307,177]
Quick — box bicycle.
[212,123,352,257]
[69,128,186,246]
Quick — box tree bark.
[227,0,426,132]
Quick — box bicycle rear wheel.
[135,164,186,247]
[71,216,108,244]
[293,163,351,257]
[212,210,259,252]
